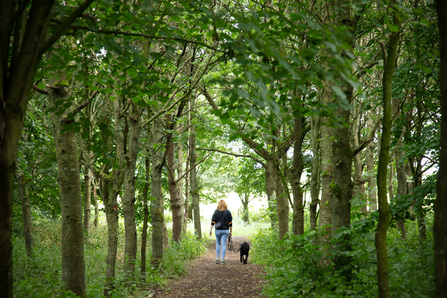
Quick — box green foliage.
[251,218,435,297]
[13,217,208,297]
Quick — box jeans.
[215,229,229,260]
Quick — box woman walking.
[209,200,233,265]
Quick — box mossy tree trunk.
[48,83,86,297]
[375,3,401,297]
[367,115,378,212]
[319,80,334,234]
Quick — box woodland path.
[154,236,265,298]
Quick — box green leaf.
[388,24,399,32]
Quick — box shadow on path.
[154,236,265,298]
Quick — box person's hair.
[217,200,228,211]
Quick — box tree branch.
[196,83,270,159]
[352,116,382,156]
[176,152,213,183]
[48,20,225,53]
[197,147,265,166]
[32,84,48,95]
[39,0,95,55]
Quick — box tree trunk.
[388,156,394,201]
[353,111,367,216]
[141,157,150,278]
[241,194,250,224]
[19,174,33,257]
[310,115,321,231]
[83,167,92,234]
[103,99,125,296]
[184,168,191,230]
[395,149,407,239]
[269,158,289,239]
[101,177,118,296]
[151,117,165,264]
[122,105,141,280]
[319,81,334,234]
[48,86,86,297]
[375,4,401,297]
[190,128,202,239]
[331,89,354,280]
[0,3,57,296]
[92,179,99,228]
[291,114,306,235]
[264,161,278,228]
[166,114,183,242]
[395,120,407,240]
[177,131,185,234]
[367,116,378,212]
[435,1,447,296]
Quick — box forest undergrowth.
[12,212,268,297]
[12,216,210,297]
[250,213,435,298]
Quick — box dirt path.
[154,236,265,298]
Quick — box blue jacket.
[211,209,233,230]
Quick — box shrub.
[250,216,435,297]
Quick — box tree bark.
[291,114,306,235]
[166,113,183,242]
[102,99,125,296]
[177,130,185,234]
[319,80,334,234]
[190,106,202,239]
[151,117,165,263]
[395,119,407,239]
[141,157,150,278]
[18,174,33,257]
[274,158,289,239]
[375,4,401,297]
[310,115,321,230]
[435,1,447,296]
[353,110,367,216]
[92,179,99,228]
[241,194,250,224]
[367,115,378,212]
[395,149,407,239]
[122,105,141,280]
[184,142,191,229]
[83,167,92,234]
[100,177,118,296]
[264,160,278,228]
[48,85,86,297]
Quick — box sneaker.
[220,260,225,265]
[214,259,220,264]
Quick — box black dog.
[240,242,250,264]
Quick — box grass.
[12,212,265,297]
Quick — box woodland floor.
[154,236,265,298]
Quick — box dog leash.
[227,236,241,253]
